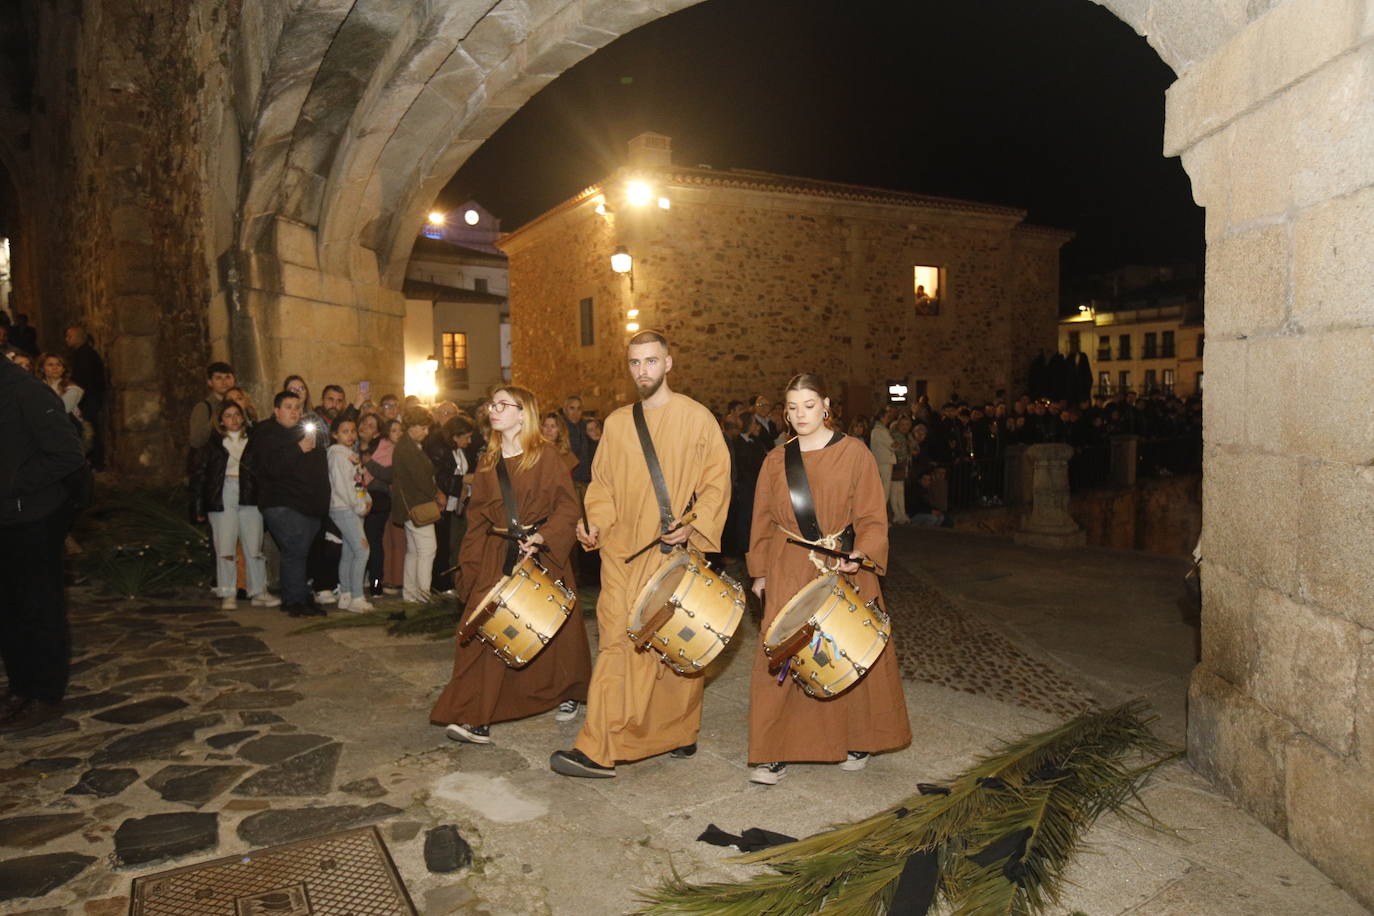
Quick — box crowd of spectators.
[185,362,601,618]
[1,312,108,472]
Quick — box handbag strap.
[633,401,676,555]
[783,430,844,542]
[495,456,522,575]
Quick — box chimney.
[627,132,672,168]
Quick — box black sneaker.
[669,743,697,759]
[550,748,616,778]
[446,723,491,745]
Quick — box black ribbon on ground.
[495,458,522,575]
[976,776,1008,791]
[696,824,798,853]
[916,783,951,796]
[888,848,940,916]
[967,825,1034,884]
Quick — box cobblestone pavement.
[0,530,1366,915]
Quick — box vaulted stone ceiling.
[227,0,1241,291]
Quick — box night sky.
[442,0,1203,285]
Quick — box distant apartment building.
[1058,266,1204,398]
[402,201,511,403]
[498,133,1072,418]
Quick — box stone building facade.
[500,136,1070,417]
[1,0,1372,905]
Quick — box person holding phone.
[243,389,329,616]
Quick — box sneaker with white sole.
[750,762,787,785]
[554,700,580,722]
[348,597,376,613]
[250,594,282,608]
[839,751,870,771]
[446,723,491,745]
[337,592,352,611]
[315,589,338,604]
[220,596,237,610]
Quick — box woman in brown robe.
[746,373,911,784]
[430,385,590,744]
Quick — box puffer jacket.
[0,357,86,525]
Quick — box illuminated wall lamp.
[657,197,671,210]
[626,322,640,332]
[610,246,633,274]
[625,180,653,206]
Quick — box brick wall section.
[503,176,1069,417]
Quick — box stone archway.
[1,0,1370,905]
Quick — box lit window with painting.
[912,266,941,315]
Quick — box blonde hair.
[478,385,546,474]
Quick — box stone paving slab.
[0,532,1366,914]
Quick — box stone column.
[1014,443,1085,549]
[1110,434,1139,489]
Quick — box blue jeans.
[329,508,369,599]
[208,477,266,598]
[262,506,321,605]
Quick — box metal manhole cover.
[129,826,416,915]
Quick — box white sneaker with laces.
[839,751,869,771]
[348,597,376,613]
[220,596,237,610]
[250,594,282,608]
[749,762,787,785]
[336,593,353,611]
[554,700,580,722]
[315,589,338,604]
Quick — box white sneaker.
[348,597,376,613]
[220,596,237,610]
[554,700,580,722]
[337,593,353,611]
[315,589,338,604]
[750,762,787,785]
[250,594,282,608]
[839,751,869,771]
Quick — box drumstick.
[784,538,879,572]
[624,511,699,565]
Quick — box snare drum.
[628,548,745,674]
[459,557,577,667]
[763,574,891,697]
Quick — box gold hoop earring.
[823,410,830,419]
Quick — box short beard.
[635,376,664,400]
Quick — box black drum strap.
[495,457,522,575]
[785,431,851,547]
[633,402,676,554]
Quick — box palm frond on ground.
[75,487,211,598]
[637,700,1176,916]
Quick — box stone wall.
[1164,0,1374,905]
[504,181,1067,417]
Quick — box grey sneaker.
[554,700,580,722]
[750,762,787,785]
[839,751,869,771]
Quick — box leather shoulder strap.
[784,437,822,542]
[495,457,521,575]
[633,402,676,553]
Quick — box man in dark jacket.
[245,390,329,616]
[0,356,86,732]
[64,325,107,470]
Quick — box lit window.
[913,266,941,315]
[442,332,468,369]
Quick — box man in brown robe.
[429,445,588,736]
[550,331,731,778]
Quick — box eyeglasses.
[488,400,522,413]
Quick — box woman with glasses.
[431,386,589,745]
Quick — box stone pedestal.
[1110,434,1140,489]
[1014,443,1086,549]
